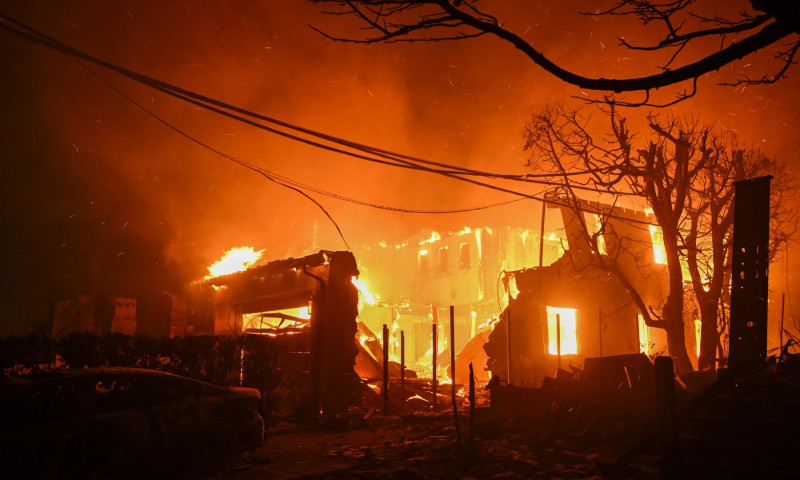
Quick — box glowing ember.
[206,246,264,278]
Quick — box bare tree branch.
[312,0,799,105]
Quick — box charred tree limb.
[312,0,799,105]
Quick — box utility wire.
[80,63,352,250]
[0,13,655,229]
[0,12,641,195]
[86,62,528,216]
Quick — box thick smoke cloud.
[0,0,797,335]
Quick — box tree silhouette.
[523,105,796,373]
[312,0,799,106]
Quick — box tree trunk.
[697,297,719,371]
[662,291,694,375]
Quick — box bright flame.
[475,228,482,260]
[507,275,520,300]
[351,276,376,305]
[206,246,264,278]
[645,208,666,265]
[585,213,606,255]
[242,306,311,331]
[546,306,578,355]
[649,225,666,265]
[477,315,500,332]
[695,319,702,358]
[638,314,651,356]
[419,231,441,245]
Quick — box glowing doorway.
[546,306,578,355]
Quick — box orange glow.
[351,276,376,305]
[585,213,606,255]
[645,209,666,265]
[477,315,500,332]
[694,319,702,358]
[505,274,520,300]
[206,246,264,278]
[242,306,310,330]
[419,231,441,245]
[546,306,578,355]
[638,314,651,356]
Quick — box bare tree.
[524,105,796,374]
[684,141,796,370]
[525,106,698,374]
[312,0,799,106]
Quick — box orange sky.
[0,1,797,334]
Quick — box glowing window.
[649,225,666,264]
[584,213,606,255]
[418,250,428,274]
[638,314,651,355]
[546,306,577,355]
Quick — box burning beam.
[206,246,264,278]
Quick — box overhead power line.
[0,12,656,229]
[87,62,528,215]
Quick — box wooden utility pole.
[382,323,389,415]
[432,305,438,411]
[450,305,461,445]
[400,330,406,410]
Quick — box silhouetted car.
[0,367,264,479]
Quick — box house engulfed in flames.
[176,196,696,413]
[355,198,703,386]
[184,250,362,416]
[482,197,676,386]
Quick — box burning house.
[481,197,701,385]
[355,225,567,381]
[185,250,362,416]
[356,196,702,386]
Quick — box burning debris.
[187,250,362,418]
[206,246,265,279]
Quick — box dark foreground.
[220,362,800,480]
[221,414,602,480]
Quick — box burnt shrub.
[0,333,281,423]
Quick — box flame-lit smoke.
[351,276,376,305]
[206,246,264,278]
[1,1,798,339]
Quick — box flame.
[638,314,652,356]
[694,319,702,358]
[242,306,311,331]
[351,276,376,305]
[419,230,441,245]
[546,306,578,355]
[645,208,667,265]
[358,332,373,349]
[206,246,264,278]
[477,315,500,332]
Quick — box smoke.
[0,0,797,335]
